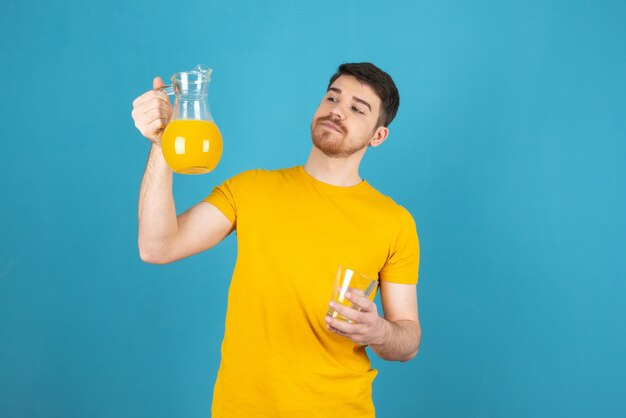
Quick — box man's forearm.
[369,319,421,362]
[137,145,178,262]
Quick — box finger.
[153,76,165,90]
[134,108,170,132]
[329,301,362,323]
[132,100,171,124]
[142,118,168,138]
[324,314,357,334]
[139,107,171,122]
[137,97,171,113]
[133,90,170,108]
[345,291,375,313]
[327,325,348,338]
[133,107,164,125]
[132,89,158,107]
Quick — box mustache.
[316,116,345,133]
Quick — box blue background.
[1,0,625,417]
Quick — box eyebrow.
[328,87,372,112]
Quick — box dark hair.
[327,62,400,127]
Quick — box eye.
[327,97,338,103]
[352,106,364,114]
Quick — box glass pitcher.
[160,64,223,174]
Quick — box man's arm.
[133,77,234,264]
[325,282,421,362]
[137,145,234,264]
[369,282,421,361]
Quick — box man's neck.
[303,147,366,187]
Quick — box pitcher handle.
[160,85,175,96]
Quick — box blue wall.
[1,1,625,417]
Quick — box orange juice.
[327,286,378,323]
[161,120,223,174]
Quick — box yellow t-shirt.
[204,166,419,418]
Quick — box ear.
[370,126,389,148]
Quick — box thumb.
[153,76,165,90]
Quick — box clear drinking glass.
[327,265,379,323]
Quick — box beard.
[310,116,371,158]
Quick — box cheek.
[313,104,331,122]
[365,118,379,135]
[353,122,375,140]
[312,107,323,120]
[315,103,328,114]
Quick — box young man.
[131,62,421,418]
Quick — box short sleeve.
[379,206,420,285]
[203,170,258,227]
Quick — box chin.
[311,140,339,158]
[312,138,354,158]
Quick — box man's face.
[310,75,383,158]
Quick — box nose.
[329,102,346,120]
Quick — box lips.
[319,120,342,133]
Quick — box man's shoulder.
[231,166,299,178]
[223,166,301,191]
[364,182,411,212]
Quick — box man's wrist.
[147,144,170,170]
[371,317,393,347]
